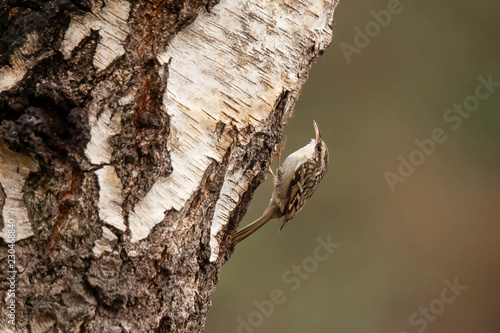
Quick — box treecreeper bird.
[231,121,329,247]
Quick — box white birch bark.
[0,0,339,330]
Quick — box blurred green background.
[205,0,500,332]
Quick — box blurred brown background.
[205,0,500,332]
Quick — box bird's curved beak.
[313,120,321,144]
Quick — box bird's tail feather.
[231,205,281,246]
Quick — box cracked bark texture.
[0,0,339,331]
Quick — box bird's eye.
[316,146,322,152]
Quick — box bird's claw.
[266,164,275,177]
[276,135,287,167]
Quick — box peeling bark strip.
[0,0,339,330]
[0,140,39,240]
[60,0,131,71]
[0,32,44,93]
[95,166,126,232]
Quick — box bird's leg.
[266,164,275,177]
[266,135,287,178]
[277,135,287,168]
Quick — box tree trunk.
[0,0,339,331]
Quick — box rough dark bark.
[0,0,338,331]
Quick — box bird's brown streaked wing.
[280,162,308,229]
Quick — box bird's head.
[313,120,329,172]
